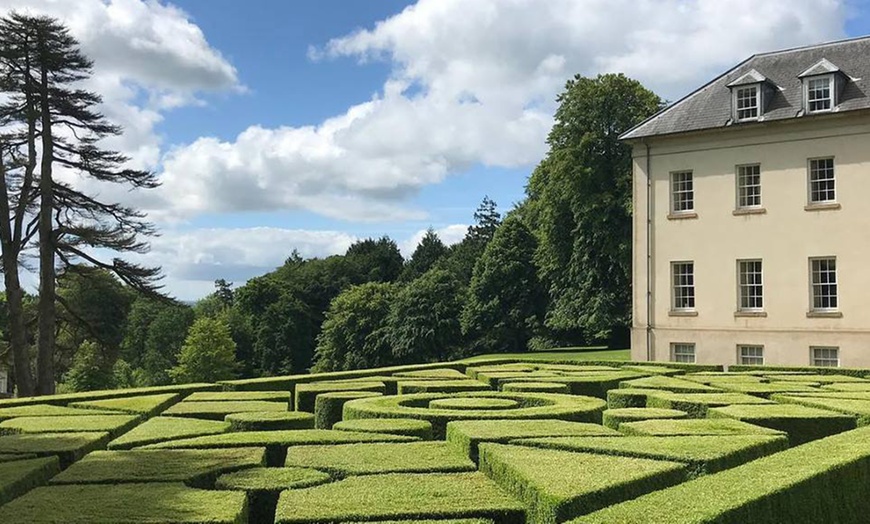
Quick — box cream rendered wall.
[631,112,870,367]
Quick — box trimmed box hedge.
[479,443,686,524]
[314,391,383,429]
[822,382,870,392]
[0,404,117,422]
[730,364,870,378]
[708,403,857,445]
[0,414,141,439]
[645,392,775,418]
[68,393,180,416]
[619,376,721,394]
[0,456,60,506]
[107,416,230,450]
[602,408,688,430]
[501,382,571,394]
[226,411,315,431]
[274,472,525,524]
[0,482,248,523]
[619,418,785,437]
[284,441,476,477]
[0,432,111,468]
[715,381,823,398]
[163,400,288,421]
[605,388,662,409]
[343,392,607,438]
[398,380,493,395]
[217,466,331,524]
[295,382,387,413]
[475,371,561,389]
[571,425,870,524]
[0,383,221,408]
[514,435,788,478]
[621,365,684,376]
[392,369,469,379]
[500,371,646,399]
[446,419,619,462]
[185,390,291,403]
[332,418,434,440]
[0,452,37,462]
[772,395,870,426]
[761,373,868,384]
[429,397,518,410]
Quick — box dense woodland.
[0,14,663,394]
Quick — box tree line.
[0,13,663,394]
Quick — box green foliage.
[1,483,248,523]
[524,74,662,345]
[312,282,398,373]
[69,393,179,416]
[771,395,870,426]
[64,341,115,392]
[225,411,315,432]
[0,414,140,438]
[605,388,662,409]
[120,297,194,386]
[216,466,330,491]
[295,381,386,413]
[619,418,786,437]
[571,425,870,524]
[619,375,720,394]
[163,400,287,421]
[398,380,491,394]
[314,391,383,429]
[387,269,464,364]
[274,472,525,524]
[185,391,290,403]
[479,443,685,524]
[0,404,115,422]
[0,432,111,468]
[645,392,775,418]
[0,382,221,408]
[503,371,645,398]
[714,381,824,398]
[430,398,518,410]
[401,229,448,282]
[284,441,476,476]
[502,382,570,394]
[435,197,502,284]
[0,456,60,506]
[51,448,265,486]
[170,317,238,384]
[393,368,468,379]
[445,419,618,462]
[708,403,857,445]
[345,236,405,283]
[602,408,688,430]
[107,416,230,450]
[461,215,546,354]
[333,418,434,440]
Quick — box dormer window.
[736,86,759,120]
[799,59,845,114]
[727,69,770,122]
[806,76,833,112]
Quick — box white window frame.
[737,259,763,312]
[734,85,760,121]
[808,157,836,204]
[809,257,838,312]
[670,171,694,214]
[738,345,764,365]
[811,346,839,367]
[671,261,695,311]
[805,75,834,113]
[736,164,762,209]
[671,343,696,364]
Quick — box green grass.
[51,447,265,486]
[0,404,117,422]
[601,408,688,430]
[571,425,870,524]
[619,418,785,437]
[429,398,518,410]
[514,435,788,478]
[107,416,230,450]
[645,392,775,418]
[501,382,570,394]
[398,380,493,394]
[332,418,434,440]
[68,393,180,416]
[1,482,248,523]
[0,414,141,439]
[461,349,630,363]
[445,419,618,462]
[313,391,383,429]
[479,443,686,524]
[708,403,857,445]
[185,390,291,403]
[225,411,315,431]
[0,456,60,506]
[274,472,526,524]
[0,432,112,468]
[284,441,476,477]
[162,400,288,421]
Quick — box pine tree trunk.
[36,56,56,396]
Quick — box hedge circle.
[501,382,570,394]
[429,398,519,410]
[216,466,331,492]
[601,408,689,430]
[332,418,434,440]
[225,411,315,432]
[343,392,606,438]
[314,391,383,429]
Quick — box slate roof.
[621,36,870,141]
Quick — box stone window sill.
[733,207,766,216]
[734,311,767,318]
[667,212,698,220]
[805,202,841,212]
[807,311,843,318]
[669,310,698,317]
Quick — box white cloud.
[400,224,467,257]
[157,0,847,221]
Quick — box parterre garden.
[3,358,870,523]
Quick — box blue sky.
[5,0,870,300]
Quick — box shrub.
[605,388,662,409]
[333,419,434,440]
[170,317,239,383]
[446,419,618,462]
[515,435,788,478]
[570,425,870,524]
[429,398,518,410]
[284,442,476,477]
[274,472,525,524]
[314,392,383,429]
[393,369,469,379]
[619,376,720,394]
[645,392,775,418]
[501,382,570,394]
[478,443,686,524]
[216,467,331,524]
[714,381,822,398]
[163,400,287,421]
[621,365,684,376]
[709,403,858,445]
[398,381,492,395]
[619,418,785,437]
[0,383,221,408]
[343,392,606,438]
[0,456,60,506]
[69,393,180,416]
[0,453,37,463]
[186,391,291,403]
[0,432,111,468]
[500,371,644,398]
[475,371,561,389]
[295,382,386,413]
[771,396,870,426]
[1,482,248,523]
[226,411,315,432]
[0,415,140,439]
[761,373,868,384]
[602,408,688,430]
[822,382,870,392]
[107,416,230,450]
[0,404,117,422]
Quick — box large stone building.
[621,36,870,367]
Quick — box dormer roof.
[726,69,768,88]
[798,58,841,78]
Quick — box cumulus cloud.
[156,0,847,222]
